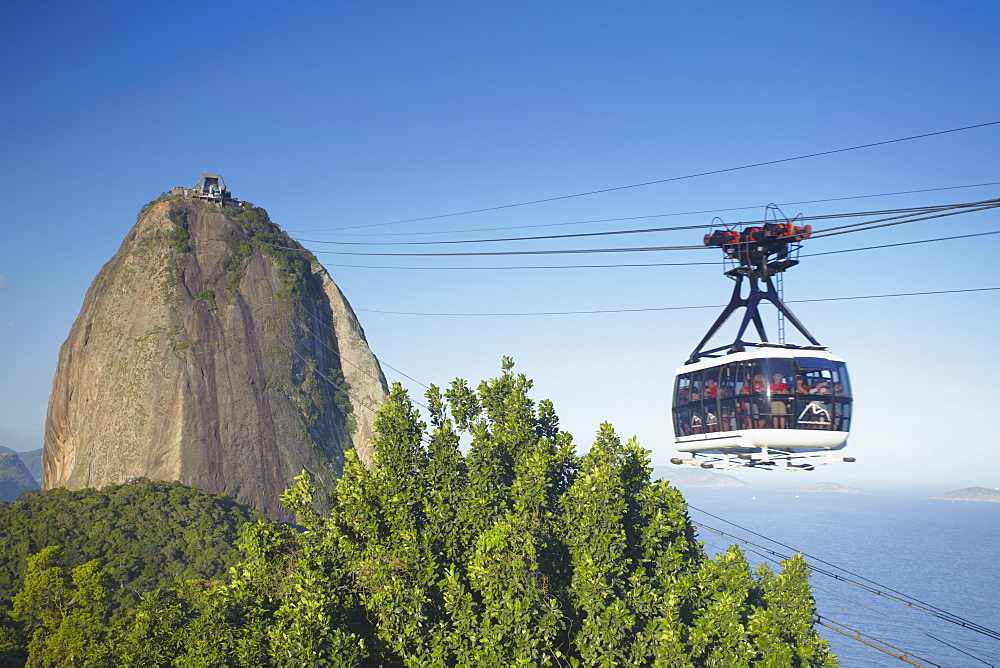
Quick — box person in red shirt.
[770,372,789,428]
[704,379,718,399]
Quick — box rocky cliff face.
[43,196,387,519]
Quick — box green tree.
[11,546,114,666]
[98,360,835,666]
[0,479,261,622]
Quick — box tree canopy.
[95,359,835,666]
[0,479,261,641]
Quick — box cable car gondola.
[670,215,855,471]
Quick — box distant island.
[797,482,860,494]
[932,487,1000,503]
[652,467,751,489]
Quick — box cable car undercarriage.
[671,448,856,471]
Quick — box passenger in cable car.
[677,408,691,436]
[706,411,719,432]
[750,375,767,428]
[721,403,736,431]
[704,378,718,399]
[770,372,789,428]
[811,381,832,395]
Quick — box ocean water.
[674,485,1000,667]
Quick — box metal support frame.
[687,224,820,363]
[687,273,821,363]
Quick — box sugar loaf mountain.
[43,175,387,520]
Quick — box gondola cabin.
[673,348,851,455]
[671,214,856,470]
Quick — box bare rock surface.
[43,196,387,519]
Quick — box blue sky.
[1,0,998,488]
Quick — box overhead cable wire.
[799,198,998,227]
[690,507,1000,642]
[696,525,991,666]
[810,581,997,666]
[697,519,995,665]
[227,196,999,261]
[319,120,1000,231]
[814,617,940,667]
[310,229,999,270]
[273,243,707,257]
[293,181,1000,237]
[807,198,999,237]
[250,199,999,257]
[290,349,385,417]
[303,309,432,392]
[379,362,432,390]
[701,525,991,663]
[705,529,996,666]
[805,230,1000,257]
[320,259,719,270]
[294,200,998,247]
[693,520,1000,647]
[354,287,1000,317]
[296,222,714,245]
[810,202,1000,240]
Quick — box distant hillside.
[0,453,38,502]
[932,487,1000,503]
[0,446,42,486]
[0,479,262,619]
[798,482,859,494]
[652,466,752,489]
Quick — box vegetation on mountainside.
[0,362,835,665]
[0,479,261,636]
[7,360,832,666]
[224,202,314,296]
[3,546,115,665]
[137,193,184,220]
[326,367,357,436]
[164,210,191,253]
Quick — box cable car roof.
[676,346,847,374]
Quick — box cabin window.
[792,357,851,431]
[701,366,720,432]
[673,374,693,436]
[674,358,852,435]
